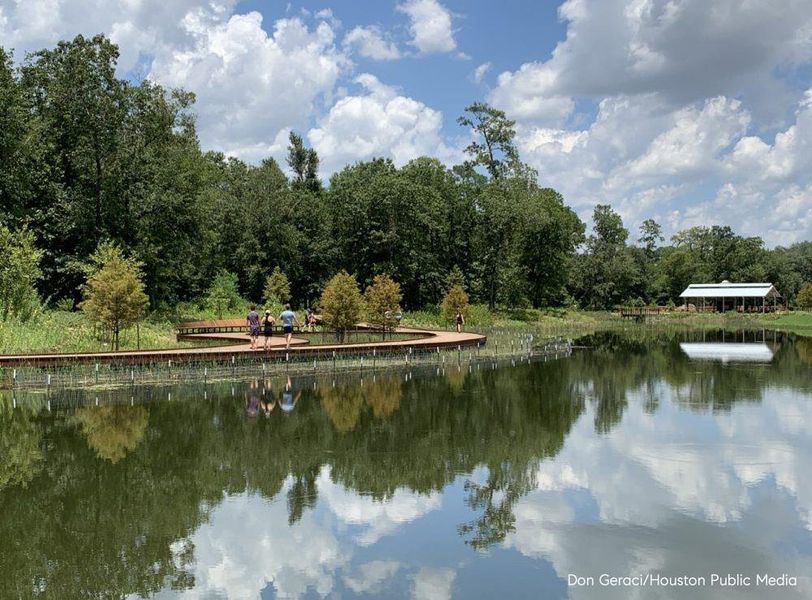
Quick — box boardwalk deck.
[619,307,667,321]
[0,324,486,368]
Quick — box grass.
[753,311,812,335]
[0,311,205,354]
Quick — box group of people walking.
[246,304,317,350]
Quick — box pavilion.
[678,281,781,313]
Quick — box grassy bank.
[0,312,203,354]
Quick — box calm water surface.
[1,329,811,599]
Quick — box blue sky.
[2,0,811,244]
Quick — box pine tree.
[441,285,469,323]
[319,271,364,343]
[364,274,402,338]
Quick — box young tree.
[205,271,241,318]
[445,266,466,292]
[441,285,470,324]
[263,266,291,305]
[0,225,42,321]
[457,102,519,179]
[80,242,148,351]
[797,283,812,310]
[319,271,365,343]
[364,274,402,338]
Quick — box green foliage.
[80,242,149,350]
[441,285,470,322]
[797,283,812,309]
[286,131,321,193]
[319,271,365,342]
[364,274,402,333]
[327,158,447,307]
[457,102,519,179]
[0,225,42,321]
[569,204,641,309]
[204,271,242,319]
[72,405,149,463]
[445,265,466,291]
[0,33,810,318]
[263,266,291,305]
[0,399,43,491]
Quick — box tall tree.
[457,102,519,179]
[0,47,34,226]
[286,131,321,193]
[569,205,641,309]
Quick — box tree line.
[2,35,810,321]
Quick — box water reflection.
[0,329,810,598]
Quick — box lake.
[1,328,811,599]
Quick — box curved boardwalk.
[0,323,486,368]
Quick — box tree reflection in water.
[73,404,149,463]
[0,328,807,597]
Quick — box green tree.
[445,265,466,292]
[638,219,663,256]
[263,266,291,305]
[569,205,641,309]
[457,102,519,179]
[797,283,812,309]
[319,271,365,342]
[205,271,241,318]
[326,159,446,307]
[0,47,34,226]
[364,273,402,337]
[286,131,321,193]
[80,242,149,350]
[516,187,584,307]
[442,285,470,323]
[0,225,42,321]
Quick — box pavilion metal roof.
[679,282,780,298]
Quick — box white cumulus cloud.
[396,0,457,55]
[343,25,401,60]
[149,13,347,163]
[308,74,461,175]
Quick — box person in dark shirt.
[455,311,465,333]
[247,305,260,349]
[262,310,275,350]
